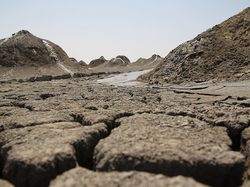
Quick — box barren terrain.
[0,74,250,187]
[139,7,250,84]
[1,7,250,187]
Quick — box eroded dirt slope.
[139,7,250,84]
[0,30,88,80]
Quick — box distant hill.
[78,60,87,66]
[133,54,162,69]
[139,7,250,84]
[89,55,161,72]
[70,58,88,66]
[89,55,130,72]
[70,57,78,63]
[105,55,130,67]
[89,56,107,68]
[0,30,88,80]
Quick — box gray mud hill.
[0,30,88,80]
[78,60,87,66]
[70,58,87,67]
[88,56,107,68]
[133,54,163,69]
[139,7,250,84]
[69,57,78,63]
[90,55,131,72]
[106,55,131,67]
[91,55,161,73]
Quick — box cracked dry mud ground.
[0,77,250,187]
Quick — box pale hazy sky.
[0,0,249,63]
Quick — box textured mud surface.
[139,7,250,84]
[50,167,208,187]
[0,76,250,187]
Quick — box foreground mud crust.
[0,76,250,187]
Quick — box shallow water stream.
[97,69,152,86]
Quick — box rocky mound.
[139,7,250,84]
[78,60,87,66]
[105,55,130,67]
[0,30,49,67]
[70,58,87,66]
[69,57,78,63]
[0,30,88,80]
[89,54,163,73]
[89,55,133,72]
[116,55,130,64]
[133,54,162,68]
[89,56,107,68]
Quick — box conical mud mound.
[0,30,88,80]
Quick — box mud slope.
[92,55,161,73]
[90,55,131,72]
[139,7,250,84]
[0,30,88,80]
[132,54,162,69]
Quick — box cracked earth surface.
[0,76,250,187]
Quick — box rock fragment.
[49,167,209,187]
[241,127,250,181]
[0,179,15,187]
[0,122,109,187]
[94,113,245,187]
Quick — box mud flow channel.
[97,69,152,86]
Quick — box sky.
[0,0,249,64]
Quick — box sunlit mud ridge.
[42,40,74,74]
